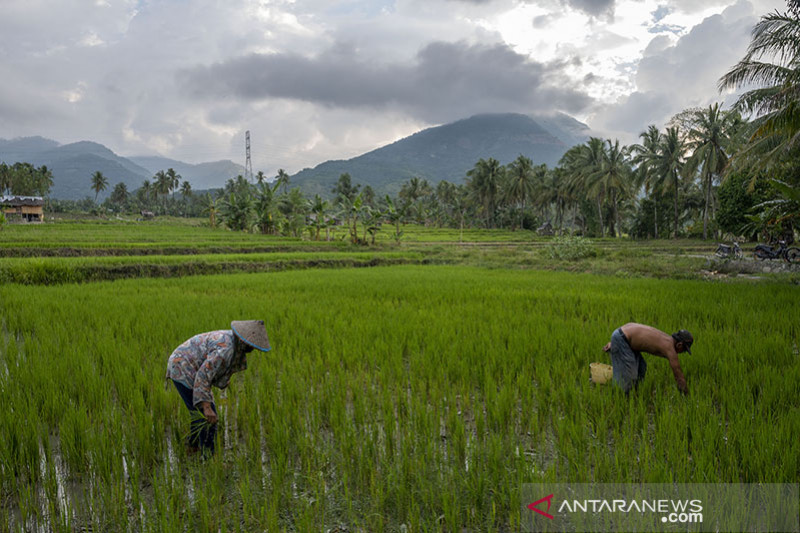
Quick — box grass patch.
[1,266,798,530]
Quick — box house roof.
[0,195,45,206]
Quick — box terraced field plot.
[1,254,798,531]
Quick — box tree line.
[194,1,799,243]
[0,162,54,197]
[8,1,800,242]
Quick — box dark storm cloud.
[446,0,616,17]
[564,0,616,17]
[180,41,593,122]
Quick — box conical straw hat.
[231,320,271,352]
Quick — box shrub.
[545,235,597,260]
[0,211,5,230]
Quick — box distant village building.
[0,195,45,223]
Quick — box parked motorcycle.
[715,242,743,260]
[753,240,800,263]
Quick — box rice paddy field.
[1,220,798,532]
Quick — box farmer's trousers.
[610,328,647,393]
[172,379,217,455]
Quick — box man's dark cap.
[673,330,693,354]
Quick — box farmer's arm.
[603,342,611,352]
[192,347,229,423]
[667,353,688,395]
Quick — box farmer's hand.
[677,381,689,396]
[200,402,218,425]
[602,342,611,352]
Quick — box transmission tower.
[244,130,253,181]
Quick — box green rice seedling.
[1,263,798,529]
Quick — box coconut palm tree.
[504,155,536,230]
[154,170,171,210]
[632,125,665,238]
[138,179,153,206]
[91,171,109,203]
[657,127,688,238]
[564,138,608,237]
[535,166,571,232]
[276,169,290,194]
[180,181,192,198]
[399,177,427,203]
[36,165,54,197]
[166,168,181,200]
[466,158,504,228]
[0,163,10,195]
[719,5,800,170]
[685,104,737,239]
[589,139,633,237]
[108,182,128,211]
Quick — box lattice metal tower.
[244,130,253,181]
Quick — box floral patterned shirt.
[166,330,247,406]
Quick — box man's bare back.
[603,322,692,394]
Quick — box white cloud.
[588,0,765,142]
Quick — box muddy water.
[7,435,81,532]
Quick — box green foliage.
[254,182,280,235]
[719,8,800,173]
[331,172,360,202]
[629,195,673,239]
[717,172,770,237]
[0,162,54,196]
[90,170,109,203]
[545,235,597,260]
[108,181,129,212]
[0,211,5,230]
[466,157,505,228]
[219,192,253,231]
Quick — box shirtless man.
[603,323,693,395]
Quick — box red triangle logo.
[527,494,555,520]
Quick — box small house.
[0,196,45,223]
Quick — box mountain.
[128,156,245,191]
[1,113,590,199]
[0,138,244,200]
[290,113,590,197]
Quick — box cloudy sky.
[0,0,786,176]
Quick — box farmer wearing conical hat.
[166,320,270,456]
[602,323,693,395]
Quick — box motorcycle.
[753,240,800,263]
[715,242,742,260]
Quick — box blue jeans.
[610,328,647,393]
[172,380,217,455]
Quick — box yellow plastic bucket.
[590,362,613,384]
